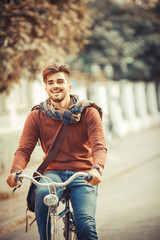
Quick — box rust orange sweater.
[11,107,107,172]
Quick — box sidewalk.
[0,126,160,234]
[103,126,160,182]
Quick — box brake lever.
[12,172,23,195]
[12,184,22,195]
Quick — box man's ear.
[68,84,72,92]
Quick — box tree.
[72,0,160,82]
[0,0,92,92]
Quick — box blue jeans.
[35,170,98,240]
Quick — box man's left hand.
[86,168,102,186]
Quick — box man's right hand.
[6,173,18,188]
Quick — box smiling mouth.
[51,89,62,94]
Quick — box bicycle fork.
[50,206,58,240]
[65,199,70,240]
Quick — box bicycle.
[14,171,92,240]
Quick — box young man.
[7,63,107,240]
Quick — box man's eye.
[57,80,64,84]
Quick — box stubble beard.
[50,91,66,103]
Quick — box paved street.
[0,126,160,240]
[97,150,160,239]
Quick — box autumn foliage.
[0,0,92,92]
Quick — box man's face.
[45,72,72,104]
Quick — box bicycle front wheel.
[64,211,77,240]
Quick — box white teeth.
[52,90,60,93]
[51,89,61,94]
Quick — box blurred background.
[0,0,160,239]
[0,0,160,172]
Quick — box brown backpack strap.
[36,123,70,176]
[25,208,36,232]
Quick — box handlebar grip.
[85,173,93,182]
[14,172,23,183]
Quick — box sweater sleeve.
[85,107,107,169]
[10,111,40,172]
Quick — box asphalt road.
[97,154,160,240]
[0,127,160,240]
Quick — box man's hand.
[6,173,18,188]
[86,168,102,186]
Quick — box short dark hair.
[43,63,71,83]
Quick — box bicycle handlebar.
[15,171,92,188]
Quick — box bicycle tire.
[64,211,77,240]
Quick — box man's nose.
[52,81,59,88]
